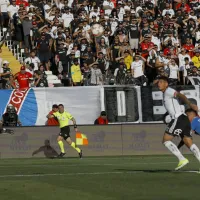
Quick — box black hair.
[58,104,64,107]
[52,104,58,108]
[157,76,169,83]
[184,57,189,61]
[185,108,197,115]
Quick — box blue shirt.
[191,117,200,135]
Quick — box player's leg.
[66,137,82,158]
[162,133,186,162]
[57,135,66,157]
[181,115,200,163]
[163,117,188,170]
[177,135,185,149]
[183,136,200,162]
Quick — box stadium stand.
[0,0,200,89]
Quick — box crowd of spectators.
[0,0,200,89]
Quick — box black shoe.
[79,150,83,158]
[57,152,66,158]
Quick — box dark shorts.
[165,114,192,138]
[59,126,70,140]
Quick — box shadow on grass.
[115,169,171,173]
[115,169,199,173]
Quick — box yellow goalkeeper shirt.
[53,111,73,128]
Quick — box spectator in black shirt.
[34,70,48,88]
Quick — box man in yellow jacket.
[71,58,82,86]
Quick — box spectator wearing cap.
[46,104,59,126]
[55,42,68,74]
[94,111,108,125]
[37,32,52,71]
[14,66,32,89]
[71,58,82,86]
[129,18,140,50]
[20,12,33,55]
[182,38,195,58]
[62,7,74,28]
[0,60,12,89]
[30,21,40,48]
[88,62,103,85]
[192,51,200,68]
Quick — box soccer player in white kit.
[157,76,200,170]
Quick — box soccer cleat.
[175,159,189,171]
[57,152,66,158]
[79,150,83,159]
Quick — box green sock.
[58,141,65,153]
[71,142,81,153]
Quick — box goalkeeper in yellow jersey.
[47,104,82,158]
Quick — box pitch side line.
[0,162,177,168]
[0,170,199,178]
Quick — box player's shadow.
[115,169,171,173]
[32,139,58,158]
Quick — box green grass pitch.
[0,155,200,200]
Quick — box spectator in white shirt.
[178,48,191,71]
[0,0,10,27]
[162,3,175,18]
[62,7,74,28]
[24,51,41,70]
[7,0,19,19]
[168,59,180,85]
[151,32,161,51]
[103,0,114,16]
[131,54,146,85]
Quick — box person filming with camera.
[1,104,22,127]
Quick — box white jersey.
[169,64,179,79]
[163,87,183,119]
[131,60,144,78]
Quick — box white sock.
[164,141,185,161]
[190,144,200,162]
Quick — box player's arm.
[71,117,78,132]
[47,113,56,119]
[175,92,199,111]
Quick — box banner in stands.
[0,86,199,126]
[1,124,197,159]
[0,87,101,126]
